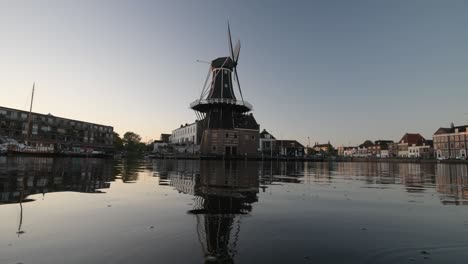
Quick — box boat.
[6,83,56,156]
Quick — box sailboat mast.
[26,82,35,143]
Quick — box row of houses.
[337,124,468,160]
[155,126,307,158]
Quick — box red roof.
[399,133,425,146]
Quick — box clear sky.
[1,0,467,146]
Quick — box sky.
[0,0,467,146]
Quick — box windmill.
[190,23,259,157]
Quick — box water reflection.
[0,156,114,204]
[157,160,259,263]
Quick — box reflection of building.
[0,157,113,204]
[0,106,114,153]
[435,164,468,205]
[156,160,259,263]
[433,125,468,159]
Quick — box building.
[198,114,259,157]
[276,140,305,157]
[388,142,399,157]
[190,26,260,157]
[433,124,468,159]
[153,134,171,153]
[0,106,114,153]
[369,140,394,157]
[397,133,426,157]
[169,121,202,145]
[160,134,171,143]
[337,146,357,157]
[259,129,276,155]
[408,141,433,158]
[312,143,330,153]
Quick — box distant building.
[0,106,114,153]
[408,140,433,158]
[153,134,171,153]
[169,121,202,145]
[259,129,276,155]
[397,133,426,157]
[433,124,468,159]
[276,140,305,157]
[159,134,171,143]
[356,140,374,157]
[388,142,399,157]
[312,142,329,153]
[380,149,390,158]
[337,146,357,157]
[369,140,394,157]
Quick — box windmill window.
[224,84,228,88]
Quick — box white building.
[153,140,168,153]
[170,122,201,145]
[379,150,389,158]
[343,147,358,157]
[408,144,433,158]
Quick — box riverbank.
[149,155,468,164]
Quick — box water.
[1,157,468,264]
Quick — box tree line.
[113,131,152,153]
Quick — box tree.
[113,132,124,151]
[122,131,142,152]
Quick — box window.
[212,146,217,151]
[225,133,229,138]
[251,136,255,140]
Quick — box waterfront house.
[312,142,330,153]
[408,141,433,158]
[397,133,426,157]
[370,140,394,158]
[337,146,357,157]
[433,124,468,159]
[169,121,202,145]
[259,129,276,155]
[276,140,305,157]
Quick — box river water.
[1,156,467,264]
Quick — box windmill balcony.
[190,98,253,112]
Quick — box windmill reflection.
[158,160,259,263]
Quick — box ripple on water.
[364,244,468,264]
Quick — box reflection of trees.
[155,160,259,263]
[114,158,145,183]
